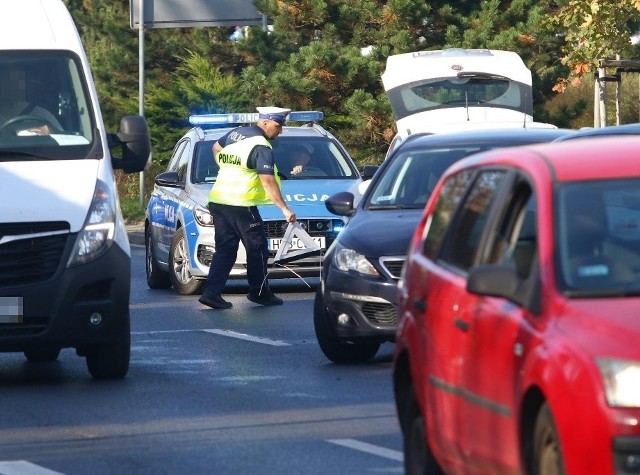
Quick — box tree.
[545,0,640,91]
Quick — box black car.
[314,127,572,363]
[553,122,640,141]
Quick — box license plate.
[269,236,326,251]
[0,297,23,323]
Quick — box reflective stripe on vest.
[209,135,280,206]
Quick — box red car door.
[415,256,476,465]
[421,168,510,470]
[402,168,476,467]
[458,179,540,473]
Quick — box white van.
[0,0,150,378]
[382,48,556,145]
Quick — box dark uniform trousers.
[203,202,270,296]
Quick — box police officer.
[198,106,296,309]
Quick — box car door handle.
[454,318,470,332]
[413,299,426,311]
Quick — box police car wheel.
[169,227,204,295]
[313,287,380,363]
[145,226,171,289]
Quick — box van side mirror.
[109,115,151,173]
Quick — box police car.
[145,111,362,294]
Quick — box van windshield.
[0,51,95,159]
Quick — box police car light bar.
[189,111,324,126]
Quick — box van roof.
[381,48,532,91]
[0,0,82,51]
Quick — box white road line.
[0,461,64,475]
[202,329,290,346]
[131,329,194,335]
[326,439,404,462]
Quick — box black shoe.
[247,291,283,306]
[199,292,232,309]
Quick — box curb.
[125,222,145,246]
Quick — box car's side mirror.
[467,264,541,315]
[325,191,356,217]
[154,171,180,188]
[109,115,151,173]
[362,165,378,180]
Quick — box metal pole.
[594,74,600,128]
[598,66,607,127]
[615,55,620,126]
[138,0,145,206]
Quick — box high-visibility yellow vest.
[209,135,281,206]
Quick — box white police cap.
[256,106,291,124]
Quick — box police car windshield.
[0,51,95,158]
[192,137,358,184]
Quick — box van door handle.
[454,318,469,332]
[413,299,426,311]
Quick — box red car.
[393,136,640,475]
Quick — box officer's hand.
[283,208,296,223]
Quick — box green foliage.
[544,0,640,88]
[61,0,640,216]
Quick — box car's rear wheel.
[403,383,444,475]
[532,403,566,475]
[169,227,204,295]
[146,226,171,289]
[24,348,61,362]
[85,314,130,380]
[313,288,380,363]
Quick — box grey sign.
[130,0,264,29]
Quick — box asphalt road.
[0,240,403,474]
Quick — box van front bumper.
[0,238,130,352]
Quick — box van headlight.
[596,358,640,407]
[67,179,115,267]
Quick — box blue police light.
[189,111,324,126]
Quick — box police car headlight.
[67,179,115,267]
[334,243,378,276]
[194,205,213,226]
[597,358,640,407]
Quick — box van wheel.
[146,226,171,289]
[24,348,61,362]
[169,227,204,295]
[313,287,380,363]
[532,403,566,475]
[403,383,444,475]
[85,315,130,380]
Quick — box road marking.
[131,328,290,346]
[326,439,404,462]
[131,329,194,335]
[202,329,291,346]
[0,461,63,474]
